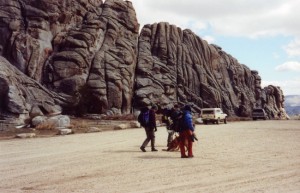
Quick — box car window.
[202,110,214,114]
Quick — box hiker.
[167,104,182,147]
[179,105,195,158]
[139,105,158,152]
[161,108,171,128]
[161,107,172,146]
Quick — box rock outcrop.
[135,23,265,116]
[0,56,69,124]
[262,85,288,119]
[0,0,139,116]
[0,0,287,125]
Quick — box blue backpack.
[138,110,150,127]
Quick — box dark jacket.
[148,109,157,129]
[170,109,182,121]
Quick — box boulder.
[31,116,47,127]
[86,127,102,133]
[29,105,44,118]
[58,129,73,135]
[16,133,36,139]
[114,124,128,130]
[47,115,70,128]
[129,121,140,128]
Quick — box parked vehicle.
[252,108,268,120]
[201,108,227,124]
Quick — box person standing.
[140,105,158,152]
[179,105,195,158]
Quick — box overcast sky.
[129,0,300,96]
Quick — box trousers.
[179,130,193,157]
[141,127,155,148]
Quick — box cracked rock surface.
[0,0,287,124]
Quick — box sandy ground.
[0,120,300,193]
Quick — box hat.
[151,105,158,110]
[141,106,149,112]
[184,105,192,112]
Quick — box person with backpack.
[179,105,195,158]
[161,107,172,146]
[139,105,158,152]
[161,108,171,127]
[167,104,182,147]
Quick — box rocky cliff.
[0,56,70,124]
[134,23,287,118]
[0,0,287,124]
[0,0,139,118]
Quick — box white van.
[201,108,227,124]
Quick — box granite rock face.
[134,22,286,118]
[262,85,288,119]
[0,56,69,124]
[0,0,92,81]
[0,0,139,116]
[84,0,139,115]
[0,0,287,123]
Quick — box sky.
[129,0,300,96]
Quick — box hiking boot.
[181,155,188,158]
[151,148,158,151]
[188,155,194,158]
[140,146,146,152]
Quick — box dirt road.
[1,120,300,193]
